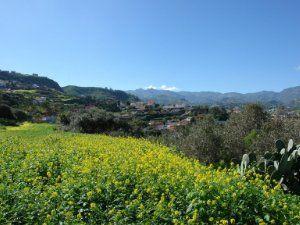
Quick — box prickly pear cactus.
[240,139,300,195]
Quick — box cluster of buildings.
[129,99,157,111]
[148,117,192,131]
[127,100,194,131]
[0,79,42,90]
[33,96,47,104]
[269,107,299,119]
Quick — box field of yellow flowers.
[0,123,300,224]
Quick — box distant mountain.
[128,88,189,105]
[63,85,139,102]
[128,87,300,107]
[0,70,62,91]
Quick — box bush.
[160,116,225,163]
[222,104,269,161]
[13,109,29,122]
[0,104,15,120]
[60,108,131,134]
[209,106,229,121]
[0,124,299,224]
[0,118,17,126]
[59,108,146,137]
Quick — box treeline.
[59,108,147,136]
[157,104,300,164]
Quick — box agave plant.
[240,139,300,194]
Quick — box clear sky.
[0,0,300,93]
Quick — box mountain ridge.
[2,69,300,107]
[128,86,300,106]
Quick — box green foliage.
[191,105,209,116]
[209,106,229,121]
[240,139,300,195]
[60,108,136,135]
[0,124,299,224]
[0,104,24,125]
[63,85,138,102]
[244,130,258,148]
[13,109,29,122]
[159,104,270,164]
[159,116,225,163]
[0,104,15,120]
[0,104,29,125]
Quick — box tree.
[191,106,209,116]
[160,116,224,163]
[209,106,229,121]
[223,104,268,161]
[13,109,28,122]
[0,104,15,120]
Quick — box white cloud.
[146,85,157,90]
[160,85,179,91]
[296,65,300,71]
[145,85,179,91]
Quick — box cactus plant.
[240,139,300,195]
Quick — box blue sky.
[0,0,300,93]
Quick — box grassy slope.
[0,122,55,138]
[0,124,299,224]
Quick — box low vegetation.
[158,104,300,164]
[0,124,300,224]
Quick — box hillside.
[0,70,62,91]
[1,123,299,224]
[128,86,300,106]
[0,70,138,104]
[63,85,139,102]
[0,70,140,122]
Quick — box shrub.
[62,108,131,134]
[59,108,146,137]
[209,106,229,121]
[0,104,15,120]
[160,116,225,163]
[13,109,29,122]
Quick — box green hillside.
[0,70,139,104]
[0,70,140,125]
[63,85,139,102]
[0,70,62,91]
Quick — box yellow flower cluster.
[0,123,299,224]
